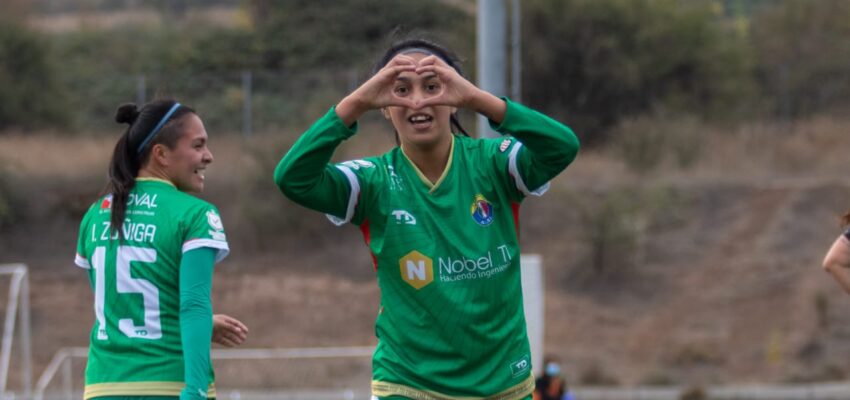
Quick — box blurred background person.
[534,357,574,400]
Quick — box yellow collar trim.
[136,177,176,188]
[401,136,455,194]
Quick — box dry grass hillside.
[1,115,850,390]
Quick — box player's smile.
[408,111,434,131]
[165,114,213,193]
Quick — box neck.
[138,165,172,185]
[401,135,453,184]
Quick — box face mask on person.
[545,362,561,376]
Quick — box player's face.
[164,114,213,193]
[384,52,454,150]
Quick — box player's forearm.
[825,265,850,294]
[469,89,507,124]
[274,107,356,216]
[179,248,215,399]
[335,94,369,127]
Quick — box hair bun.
[115,103,140,125]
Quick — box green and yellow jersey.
[75,178,229,399]
[275,98,579,399]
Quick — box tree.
[247,0,473,71]
[523,0,753,144]
[750,0,850,118]
[0,23,69,130]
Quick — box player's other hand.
[212,314,248,347]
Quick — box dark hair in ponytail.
[373,36,470,143]
[105,98,195,240]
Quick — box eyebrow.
[396,74,438,83]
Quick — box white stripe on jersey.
[508,141,550,197]
[75,253,91,269]
[182,239,230,263]
[326,164,360,226]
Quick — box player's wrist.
[470,89,506,123]
[335,95,366,126]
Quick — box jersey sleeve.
[182,203,230,263]
[325,157,383,226]
[488,98,580,201]
[179,247,215,399]
[74,202,97,269]
[274,106,361,223]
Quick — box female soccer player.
[75,99,246,400]
[274,38,580,399]
[823,211,850,293]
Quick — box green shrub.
[751,0,850,118]
[524,0,754,145]
[0,23,70,130]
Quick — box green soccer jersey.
[74,178,229,399]
[275,98,578,399]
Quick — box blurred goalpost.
[0,263,32,400]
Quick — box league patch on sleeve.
[499,139,512,153]
[339,159,375,170]
[207,210,224,231]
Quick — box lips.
[194,168,205,180]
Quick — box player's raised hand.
[413,55,480,110]
[414,55,507,123]
[336,54,419,125]
[212,314,248,347]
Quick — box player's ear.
[150,143,170,166]
[381,107,391,120]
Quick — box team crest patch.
[470,194,494,226]
[206,210,224,231]
[499,139,512,152]
[100,195,113,209]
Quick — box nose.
[410,85,428,102]
[204,148,213,164]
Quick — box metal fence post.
[61,357,72,400]
[20,272,31,399]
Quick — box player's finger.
[218,314,249,333]
[228,331,246,344]
[228,327,248,342]
[386,95,419,109]
[416,55,438,66]
[229,318,249,333]
[416,94,450,109]
[388,54,418,66]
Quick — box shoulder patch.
[206,210,224,231]
[100,194,113,210]
[499,139,512,153]
[340,159,375,170]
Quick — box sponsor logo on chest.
[398,245,513,289]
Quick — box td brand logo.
[399,250,433,290]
